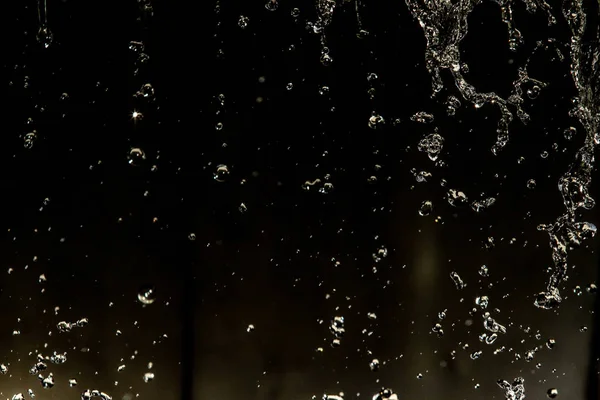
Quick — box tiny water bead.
[238,15,249,29]
[265,0,278,11]
[128,148,146,166]
[214,164,230,182]
[479,265,489,277]
[447,189,468,207]
[36,26,54,49]
[247,324,255,332]
[450,271,466,289]
[527,179,536,189]
[373,388,397,400]
[418,133,444,161]
[143,372,155,383]
[137,286,156,305]
[329,316,345,338]
[527,85,541,99]
[419,200,433,216]
[563,126,577,140]
[136,83,155,99]
[24,131,37,149]
[369,358,380,371]
[368,114,384,129]
[547,388,558,398]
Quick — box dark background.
[0,0,598,399]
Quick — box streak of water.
[534,0,599,308]
[36,0,53,48]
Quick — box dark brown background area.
[0,0,598,399]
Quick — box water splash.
[497,377,526,400]
[405,0,553,154]
[534,0,599,309]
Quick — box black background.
[0,0,599,399]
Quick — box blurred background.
[0,0,598,399]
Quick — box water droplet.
[416,373,423,379]
[368,114,385,129]
[479,265,489,277]
[0,364,8,374]
[367,73,378,82]
[418,133,444,161]
[573,285,582,295]
[265,0,278,11]
[411,111,434,124]
[68,379,77,387]
[238,15,249,29]
[128,148,146,166]
[450,271,466,290]
[447,189,468,207]
[475,296,489,309]
[419,200,433,216]
[369,359,380,371]
[527,179,536,189]
[320,52,333,66]
[36,26,54,49]
[587,283,597,293]
[188,233,196,241]
[485,333,498,345]
[24,131,37,149]
[247,324,255,332]
[40,373,54,389]
[50,352,67,364]
[214,164,230,182]
[143,372,155,383]
[136,83,155,99]
[291,8,300,17]
[415,171,432,183]
[129,41,144,53]
[547,388,558,398]
[137,286,156,305]
[563,126,576,140]
[527,85,541,99]
[286,82,294,90]
[329,316,345,338]
[540,151,549,159]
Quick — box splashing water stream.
[533,0,599,308]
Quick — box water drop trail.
[534,0,599,309]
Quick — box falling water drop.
[369,359,380,371]
[128,148,146,166]
[479,265,489,277]
[137,286,156,305]
[24,131,37,149]
[527,85,541,99]
[547,388,558,398]
[143,372,155,383]
[238,15,249,29]
[419,200,433,216]
[214,164,230,182]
